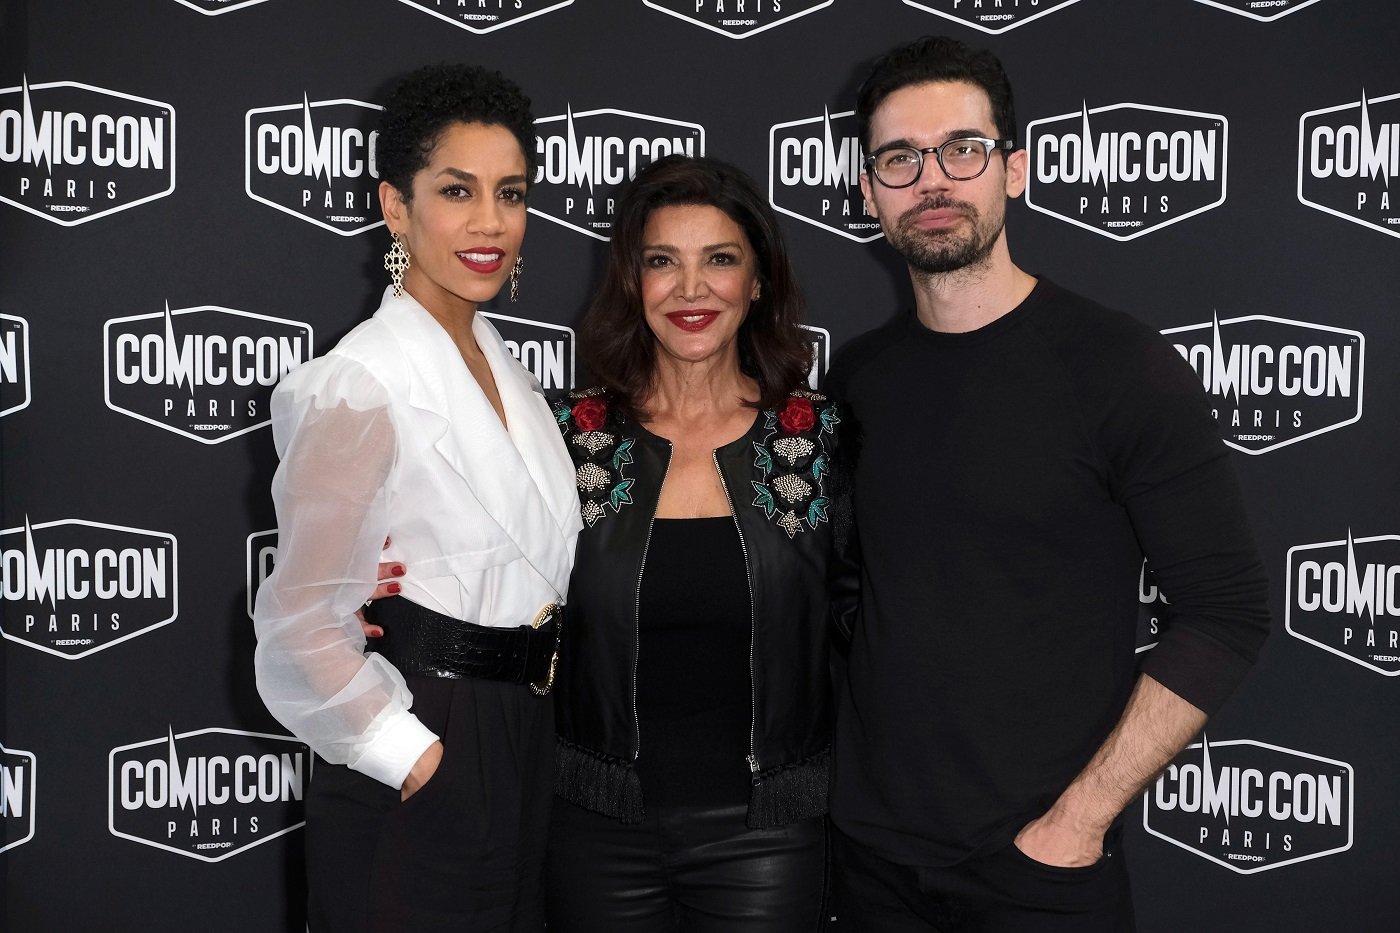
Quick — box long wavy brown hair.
[579,155,812,414]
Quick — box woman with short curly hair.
[253,64,581,932]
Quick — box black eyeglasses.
[864,137,1015,187]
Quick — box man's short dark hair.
[856,36,1017,155]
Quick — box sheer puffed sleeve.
[253,356,437,789]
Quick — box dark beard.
[887,196,1002,275]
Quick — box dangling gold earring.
[509,255,524,303]
[385,232,411,297]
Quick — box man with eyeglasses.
[826,36,1270,931]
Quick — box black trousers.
[831,825,1135,932]
[545,796,830,932]
[303,674,554,933]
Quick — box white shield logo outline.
[1296,89,1400,241]
[1190,0,1325,22]
[0,80,176,227]
[107,727,312,863]
[244,97,385,237]
[1142,738,1354,874]
[1159,314,1364,455]
[393,0,575,34]
[170,0,276,15]
[1025,102,1228,241]
[0,742,37,854]
[1285,533,1400,677]
[529,107,707,242]
[103,304,313,445]
[901,0,1086,35]
[641,0,833,38]
[0,313,31,417]
[768,109,883,244]
[0,518,179,660]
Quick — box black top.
[828,278,1269,866]
[634,517,753,809]
[551,391,844,828]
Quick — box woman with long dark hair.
[545,154,847,932]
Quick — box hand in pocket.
[401,741,444,802]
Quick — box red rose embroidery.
[572,397,609,432]
[777,397,816,434]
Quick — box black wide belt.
[365,596,562,695]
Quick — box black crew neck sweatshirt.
[828,278,1269,867]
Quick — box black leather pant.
[545,796,829,932]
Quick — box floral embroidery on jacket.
[559,388,839,536]
[555,390,635,527]
[751,390,839,538]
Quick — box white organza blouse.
[253,288,582,789]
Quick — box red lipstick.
[665,310,719,332]
[456,247,505,273]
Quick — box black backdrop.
[3,1,1398,930]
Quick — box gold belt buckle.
[530,603,562,696]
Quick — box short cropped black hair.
[377,63,535,201]
[856,36,1017,154]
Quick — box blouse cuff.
[350,710,439,789]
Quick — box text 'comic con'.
[2,1,1396,931]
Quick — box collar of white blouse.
[384,290,582,599]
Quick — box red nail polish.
[392,565,405,576]
[387,582,401,594]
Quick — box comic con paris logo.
[0,518,177,659]
[104,302,312,444]
[769,109,881,243]
[394,0,575,34]
[1161,315,1363,454]
[1299,89,1400,239]
[900,0,1084,34]
[643,0,831,38]
[531,107,705,240]
[0,78,174,225]
[1025,102,1227,240]
[1,314,30,417]
[1143,737,1353,873]
[1,743,36,855]
[1190,0,1325,22]
[109,728,311,862]
[246,96,383,235]
[1287,531,1400,676]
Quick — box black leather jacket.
[551,388,850,828]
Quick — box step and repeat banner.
[2,1,1397,930]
